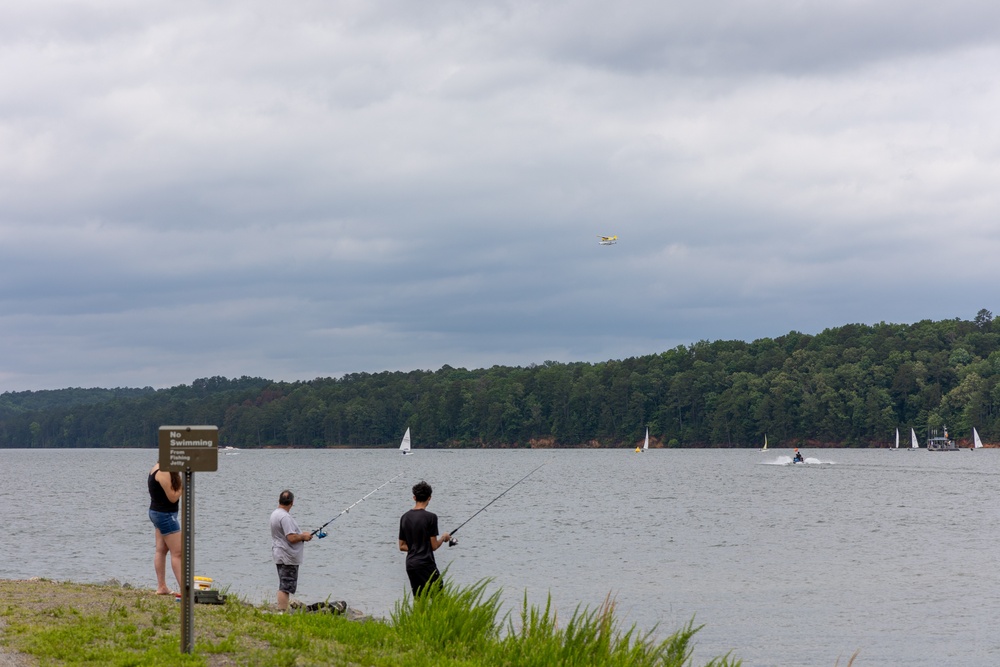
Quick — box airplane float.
[598,235,618,246]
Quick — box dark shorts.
[276,563,299,594]
[406,563,441,596]
[148,509,181,536]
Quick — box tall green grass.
[500,592,737,667]
[391,577,505,653]
[387,579,740,666]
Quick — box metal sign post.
[181,469,194,651]
[158,425,218,655]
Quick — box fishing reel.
[316,530,327,539]
[447,537,458,547]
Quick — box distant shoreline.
[2,442,996,450]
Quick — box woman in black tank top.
[148,468,180,512]
[147,464,183,595]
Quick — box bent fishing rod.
[447,462,546,547]
[312,471,404,538]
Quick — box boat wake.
[761,455,834,466]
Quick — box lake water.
[2,447,999,666]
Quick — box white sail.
[895,428,899,449]
[761,434,768,451]
[399,427,412,455]
[643,428,649,451]
[911,428,919,449]
[974,427,984,449]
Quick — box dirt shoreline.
[1,578,166,666]
[0,614,33,667]
[0,578,211,666]
[0,577,369,666]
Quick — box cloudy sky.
[2,1,999,391]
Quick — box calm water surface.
[2,447,999,666]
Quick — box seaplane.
[598,235,618,246]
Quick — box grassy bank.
[0,578,740,666]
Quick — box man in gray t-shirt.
[269,490,313,611]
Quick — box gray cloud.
[499,1,1000,74]
[1,1,999,390]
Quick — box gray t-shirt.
[270,507,304,565]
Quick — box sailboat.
[893,428,899,450]
[910,428,919,451]
[760,434,768,452]
[399,427,412,455]
[973,427,984,451]
[636,428,649,453]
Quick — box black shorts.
[406,563,441,596]
[276,563,299,594]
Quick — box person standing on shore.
[147,463,183,595]
[270,490,313,611]
[398,480,451,596]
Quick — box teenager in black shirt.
[398,480,451,595]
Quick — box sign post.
[158,425,218,655]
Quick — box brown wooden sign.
[158,426,219,472]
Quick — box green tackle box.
[194,590,226,605]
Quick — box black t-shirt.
[399,508,439,569]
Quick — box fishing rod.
[312,471,404,538]
[447,462,546,547]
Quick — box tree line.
[2,312,998,449]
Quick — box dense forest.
[2,312,999,449]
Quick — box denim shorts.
[148,509,181,536]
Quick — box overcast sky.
[2,1,999,392]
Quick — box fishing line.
[447,462,547,547]
[312,471,404,537]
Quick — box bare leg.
[163,531,183,593]
[154,529,171,594]
[277,590,289,611]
